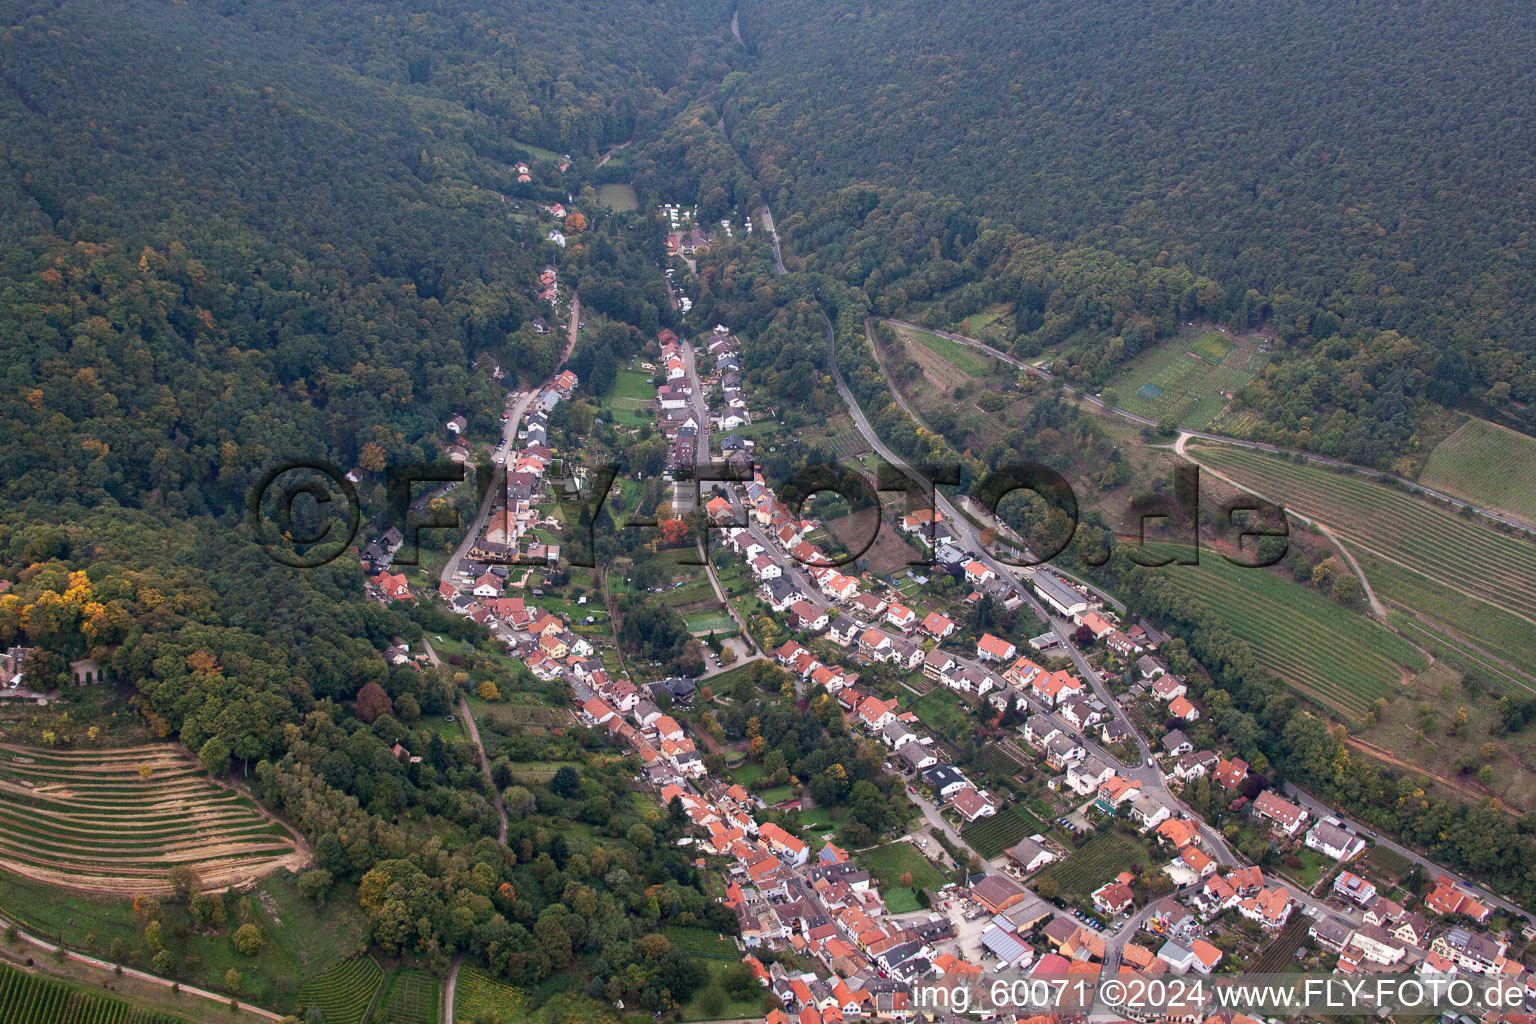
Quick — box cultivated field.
[295,956,384,1024]
[0,964,179,1024]
[1419,417,1536,526]
[0,744,304,894]
[662,925,739,960]
[1188,443,1536,683]
[890,324,994,390]
[1144,544,1426,716]
[1035,832,1150,898]
[383,968,440,1024]
[963,805,1048,860]
[452,968,526,1024]
[1113,331,1269,429]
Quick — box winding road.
[881,316,1536,538]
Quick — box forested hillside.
[729,0,1536,424]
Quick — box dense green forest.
[729,0,1536,407]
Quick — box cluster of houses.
[1307,868,1525,983]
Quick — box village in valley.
[350,217,1533,1024]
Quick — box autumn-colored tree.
[355,681,393,723]
[358,442,387,473]
[564,212,588,234]
[659,517,688,547]
[477,679,502,701]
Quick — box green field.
[1190,331,1235,362]
[1420,417,1536,526]
[600,368,656,425]
[1112,332,1269,428]
[1189,442,1536,685]
[862,841,947,893]
[384,969,439,1024]
[597,183,639,212]
[513,138,565,163]
[662,926,739,960]
[683,611,736,634]
[453,968,526,1024]
[0,963,181,1024]
[677,958,764,1023]
[1143,541,1425,715]
[1035,831,1150,898]
[296,956,384,1024]
[896,324,996,377]
[963,804,1047,859]
[912,690,969,737]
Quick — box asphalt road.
[441,294,580,584]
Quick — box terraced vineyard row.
[0,963,177,1024]
[1145,545,1425,715]
[1189,444,1536,622]
[295,956,384,1024]
[0,744,302,894]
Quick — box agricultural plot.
[384,969,439,1024]
[0,743,302,894]
[296,956,385,1024]
[1143,544,1426,716]
[452,968,526,1024]
[1189,442,1536,679]
[895,324,997,378]
[1113,332,1268,429]
[1250,917,1311,973]
[662,926,739,960]
[963,804,1046,859]
[1035,832,1150,898]
[1420,417,1536,527]
[0,964,179,1024]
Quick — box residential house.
[977,633,1017,663]
[1305,820,1367,861]
[1007,838,1056,874]
[1251,791,1308,836]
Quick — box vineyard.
[662,926,739,960]
[0,744,304,894]
[295,956,384,1024]
[0,963,177,1024]
[1144,543,1427,716]
[1188,442,1536,679]
[383,969,439,1024]
[1419,417,1536,526]
[962,805,1047,860]
[452,968,526,1024]
[1034,832,1150,898]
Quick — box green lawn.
[862,841,946,893]
[757,785,794,804]
[884,886,921,913]
[597,183,639,212]
[911,689,970,737]
[677,958,765,1023]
